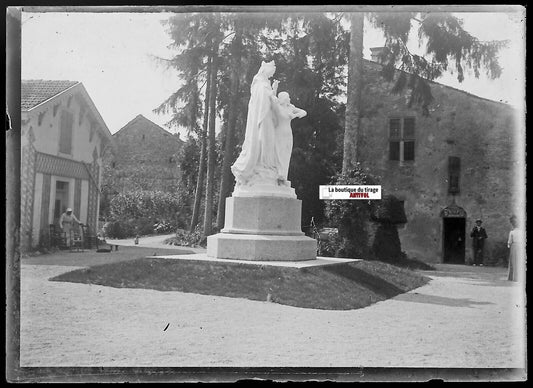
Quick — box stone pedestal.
[207,196,317,261]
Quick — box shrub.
[108,190,185,237]
[372,223,403,261]
[132,217,155,236]
[371,195,407,261]
[371,195,407,224]
[110,190,184,221]
[324,166,409,263]
[324,165,379,259]
[103,218,154,239]
[103,220,130,239]
[154,220,175,234]
[317,229,343,257]
[164,225,204,247]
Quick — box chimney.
[370,47,389,64]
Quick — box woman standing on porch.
[59,207,81,247]
[507,215,524,282]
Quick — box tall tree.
[156,14,224,234]
[203,37,220,236]
[216,18,243,229]
[342,12,364,173]
[190,54,211,232]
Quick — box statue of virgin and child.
[231,60,307,197]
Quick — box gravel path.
[20,259,526,368]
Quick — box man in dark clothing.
[470,219,488,266]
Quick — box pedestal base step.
[207,233,317,261]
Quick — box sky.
[20,7,526,136]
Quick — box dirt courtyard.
[19,248,526,371]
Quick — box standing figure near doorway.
[507,215,523,282]
[59,207,81,247]
[470,219,488,266]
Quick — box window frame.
[388,116,416,162]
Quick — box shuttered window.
[59,110,74,154]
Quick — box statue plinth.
[207,194,317,261]
[231,181,296,199]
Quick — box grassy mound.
[50,258,430,310]
[381,256,435,271]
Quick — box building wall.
[20,88,108,251]
[108,115,183,193]
[357,61,518,263]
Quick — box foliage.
[164,224,204,248]
[323,167,411,263]
[324,165,380,259]
[370,195,408,261]
[317,229,343,257]
[372,223,403,261]
[153,220,175,235]
[177,136,202,199]
[103,220,132,239]
[103,217,155,239]
[368,12,507,115]
[105,190,188,238]
[371,195,408,224]
[110,190,183,221]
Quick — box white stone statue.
[231,60,307,198]
[270,91,307,183]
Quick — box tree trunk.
[342,12,364,173]
[216,23,242,229]
[189,55,212,232]
[203,43,219,236]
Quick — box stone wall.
[357,61,519,263]
[107,115,184,193]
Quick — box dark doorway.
[443,217,466,264]
[53,180,69,225]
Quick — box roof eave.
[23,82,80,112]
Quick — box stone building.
[105,114,184,193]
[20,80,112,251]
[356,58,522,264]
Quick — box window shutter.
[389,141,400,161]
[59,110,73,154]
[403,141,415,161]
[448,156,461,194]
[403,117,415,139]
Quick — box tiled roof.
[21,80,79,110]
